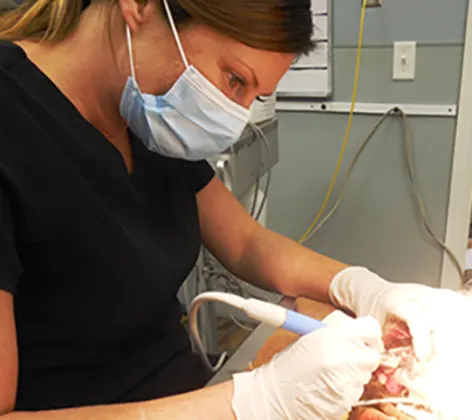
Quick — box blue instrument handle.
[282,309,326,336]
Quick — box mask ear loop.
[162,0,190,69]
[125,25,138,86]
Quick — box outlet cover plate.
[393,41,417,80]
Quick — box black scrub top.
[0,40,215,410]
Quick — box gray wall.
[334,0,468,47]
[268,1,469,286]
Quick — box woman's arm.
[4,382,235,420]
[197,178,348,301]
[0,291,236,420]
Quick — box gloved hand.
[231,312,383,420]
[329,266,472,361]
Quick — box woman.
[0,0,463,418]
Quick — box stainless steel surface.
[208,118,279,199]
[206,297,295,386]
[206,323,277,385]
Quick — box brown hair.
[0,0,83,42]
[0,0,314,54]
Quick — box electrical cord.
[398,110,465,283]
[190,291,319,373]
[189,292,246,372]
[247,128,261,218]
[298,0,369,243]
[302,108,396,241]
[229,314,257,332]
[301,107,466,283]
[248,124,263,218]
[249,122,272,222]
[237,123,271,222]
[249,171,260,218]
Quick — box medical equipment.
[208,119,278,200]
[189,291,326,372]
[249,94,277,124]
[192,293,446,419]
[177,118,279,354]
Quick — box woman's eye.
[228,73,246,92]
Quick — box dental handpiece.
[241,296,326,335]
[191,292,326,336]
[189,292,326,372]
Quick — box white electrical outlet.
[393,41,417,80]
[363,0,382,7]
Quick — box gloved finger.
[356,346,384,373]
[390,303,432,361]
[323,310,355,326]
[346,316,384,354]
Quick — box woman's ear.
[118,0,155,33]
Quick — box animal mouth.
[353,315,437,418]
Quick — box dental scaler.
[188,292,326,372]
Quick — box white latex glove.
[329,266,472,361]
[232,312,383,420]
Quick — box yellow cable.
[299,0,369,243]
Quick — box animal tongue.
[377,368,408,395]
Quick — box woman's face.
[176,24,296,108]
[125,2,296,108]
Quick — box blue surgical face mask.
[119,0,250,161]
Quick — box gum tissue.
[373,315,416,396]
